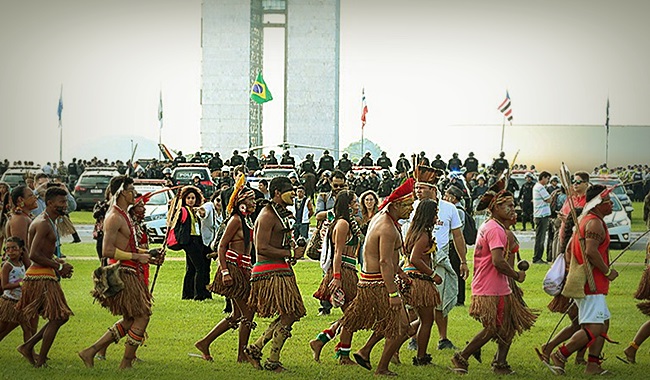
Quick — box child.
[0,236,33,342]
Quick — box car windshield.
[610,195,623,212]
[147,192,168,205]
[590,179,626,197]
[79,176,112,186]
[2,173,25,182]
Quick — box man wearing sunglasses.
[313,170,348,315]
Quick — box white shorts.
[575,294,610,324]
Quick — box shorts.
[575,294,610,324]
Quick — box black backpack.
[456,205,477,245]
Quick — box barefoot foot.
[309,339,325,362]
[339,356,357,365]
[17,344,36,366]
[78,347,96,368]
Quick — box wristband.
[114,249,133,261]
[221,270,230,276]
[388,291,400,298]
[58,263,64,271]
[604,268,612,277]
[333,273,341,279]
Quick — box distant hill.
[69,135,161,162]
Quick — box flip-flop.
[535,347,549,364]
[448,366,468,375]
[542,361,565,376]
[188,352,213,362]
[616,355,635,364]
[353,353,371,370]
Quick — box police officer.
[264,150,278,166]
[229,150,245,167]
[431,154,446,171]
[492,151,509,175]
[358,151,374,166]
[464,152,479,174]
[376,151,392,170]
[336,152,353,173]
[245,151,261,172]
[396,153,411,174]
[318,150,335,173]
[448,153,462,172]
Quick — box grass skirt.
[313,264,358,305]
[248,269,306,319]
[16,278,73,320]
[94,268,152,318]
[469,293,538,344]
[58,215,76,237]
[0,296,23,323]
[634,266,650,300]
[341,281,405,339]
[208,261,251,300]
[548,294,573,313]
[403,273,441,309]
[637,301,650,317]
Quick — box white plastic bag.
[543,254,566,296]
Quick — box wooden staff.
[559,162,596,292]
[150,187,184,294]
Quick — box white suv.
[133,179,174,243]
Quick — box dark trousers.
[546,217,556,261]
[449,246,466,305]
[182,236,212,300]
[293,223,309,240]
[533,216,550,262]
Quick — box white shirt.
[533,182,551,218]
[198,201,222,247]
[401,197,462,260]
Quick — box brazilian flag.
[250,72,273,104]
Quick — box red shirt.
[571,213,610,295]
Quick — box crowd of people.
[0,149,649,375]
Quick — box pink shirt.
[471,219,511,296]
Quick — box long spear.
[610,229,650,265]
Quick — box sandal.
[353,353,372,370]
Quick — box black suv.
[73,168,119,210]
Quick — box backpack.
[456,205,477,245]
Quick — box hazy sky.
[1,0,649,171]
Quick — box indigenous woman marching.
[401,198,442,366]
[310,189,362,364]
[196,174,257,362]
[451,178,537,375]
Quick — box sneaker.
[438,338,456,350]
[407,337,418,351]
[318,310,331,316]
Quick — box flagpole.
[605,97,610,167]
[500,114,505,152]
[58,84,63,163]
[158,89,163,161]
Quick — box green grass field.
[1,243,649,379]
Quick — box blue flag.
[57,87,63,123]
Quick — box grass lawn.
[631,201,647,232]
[1,243,649,379]
[68,210,95,225]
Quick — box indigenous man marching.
[341,178,415,376]
[450,179,537,375]
[79,175,162,369]
[16,186,74,367]
[196,174,257,362]
[244,176,306,372]
[548,184,618,375]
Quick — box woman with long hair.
[402,198,442,366]
[310,189,362,364]
[195,175,256,362]
[0,182,11,255]
[5,186,37,268]
[172,186,212,301]
[359,190,379,234]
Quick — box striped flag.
[361,88,368,128]
[497,91,513,125]
[57,85,63,124]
